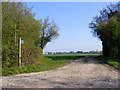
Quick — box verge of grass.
[2,54,86,76]
[2,54,99,76]
[2,58,68,76]
[96,56,120,70]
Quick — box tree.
[37,17,59,49]
[89,2,120,58]
[2,2,43,67]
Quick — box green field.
[45,54,99,60]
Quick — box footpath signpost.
[19,38,24,67]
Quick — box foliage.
[89,2,120,59]
[37,17,59,49]
[2,2,44,68]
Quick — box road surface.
[2,56,119,88]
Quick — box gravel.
[2,56,119,88]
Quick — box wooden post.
[14,24,17,46]
[19,37,21,67]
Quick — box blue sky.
[26,2,116,53]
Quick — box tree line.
[2,2,59,68]
[89,2,120,59]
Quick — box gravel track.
[2,56,119,88]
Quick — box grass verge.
[2,54,87,76]
[96,56,120,70]
[2,58,68,76]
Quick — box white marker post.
[19,37,21,67]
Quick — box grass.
[3,54,119,76]
[3,54,94,76]
[2,58,67,76]
[96,56,120,70]
[45,54,84,60]
[2,54,100,76]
